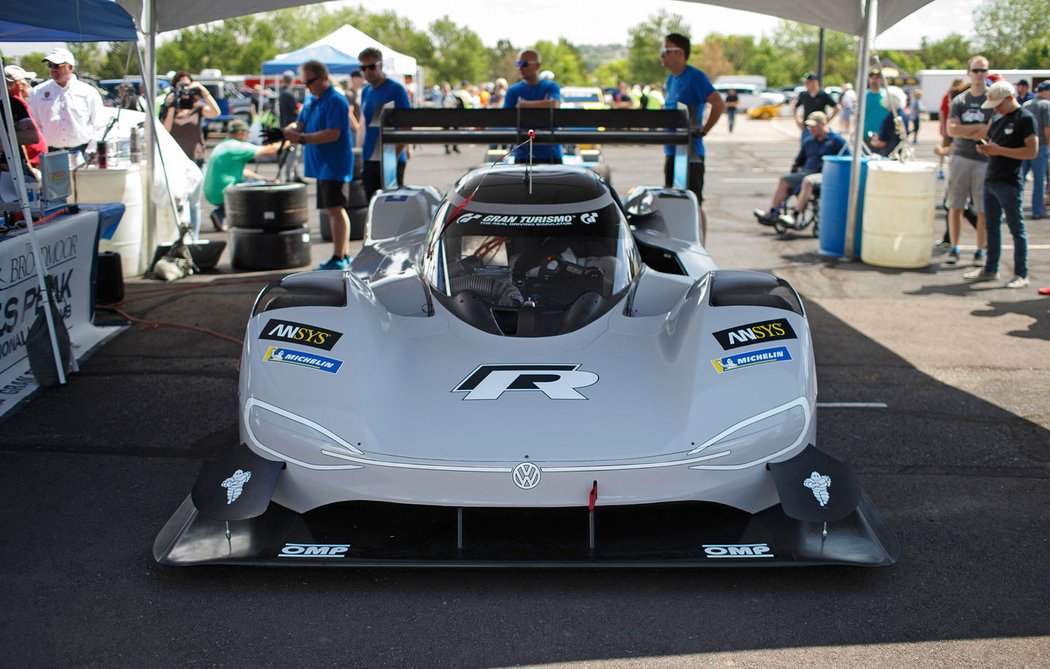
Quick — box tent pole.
[0,54,67,384]
[844,0,876,261]
[142,0,157,272]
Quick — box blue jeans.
[1020,144,1048,216]
[983,179,1027,278]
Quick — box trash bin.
[861,161,938,268]
[819,155,871,258]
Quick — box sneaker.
[1005,275,1029,289]
[318,255,351,271]
[945,249,960,265]
[1038,286,1050,295]
[963,267,998,281]
[778,210,797,227]
[935,238,951,249]
[972,250,986,267]
[753,208,777,226]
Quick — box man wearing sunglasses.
[503,50,563,164]
[944,55,994,267]
[359,47,411,203]
[283,60,354,271]
[660,33,724,241]
[28,47,104,159]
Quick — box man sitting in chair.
[754,111,847,228]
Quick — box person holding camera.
[161,71,221,238]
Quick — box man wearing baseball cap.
[963,80,1038,289]
[3,65,47,170]
[203,119,282,232]
[1020,81,1050,219]
[29,47,105,157]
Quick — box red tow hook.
[588,481,598,552]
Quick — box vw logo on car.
[512,462,542,489]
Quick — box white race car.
[155,111,898,567]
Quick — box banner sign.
[0,211,123,421]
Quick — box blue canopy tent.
[262,44,359,75]
[0,0,137,386]
[0,0,137,41]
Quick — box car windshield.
[422,168,639,336]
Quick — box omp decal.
[278,543,350,558]
[453,364,598,400]
[804,471,832,507]
[221,469,251,504]
[260,319,342,351]
[712,318,797,351]
[711,346,792,374]
[263,347,343,373]
[702,543,774,558]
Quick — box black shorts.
[664,155,705,204]
[316,179,348,210]
[363,161,406,201]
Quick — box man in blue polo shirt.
[503,49,562,164]
[360,47,411,203]
[661,33,724,241]
[283,60,353,270]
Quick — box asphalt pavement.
[0,113,1047,668]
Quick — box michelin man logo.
[580,212,599,224]
[221,469,252,505]
[803,471,831,507]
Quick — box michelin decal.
[711,346,792,374]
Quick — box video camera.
[175,82,199,110]
[262,127,286,144]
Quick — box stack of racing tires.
[225,182,311,271]
[320,148,368,242]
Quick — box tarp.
[0,0,137,42]
[302,24,418,80]
[262,44,359,75]
[115,0,935,37]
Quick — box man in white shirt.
[29,47,105,157]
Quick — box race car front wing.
[154,444,899,568]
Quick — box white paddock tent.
[304,24,418,83]
[116,0,937,257]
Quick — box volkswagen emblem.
[512,462,542,490]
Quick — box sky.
[0,0,981,57]
[363,0,982,50]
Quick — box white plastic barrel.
[74,164,144,276]
[861,161,937,268]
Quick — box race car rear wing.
[378,107,698,188]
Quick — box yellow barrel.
[861,161,937,268]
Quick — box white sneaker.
[1005,275,1030,289]
[963,267,998,281]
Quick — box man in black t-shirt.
[794,73,838,141]
[277,71,303,182]
[963,81,1039,288]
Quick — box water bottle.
[129,127,141,164]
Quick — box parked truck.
[919,69,1050,120]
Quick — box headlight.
[687,397,810,470]
[245,398,363,470]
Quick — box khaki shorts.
[946,154,987,213]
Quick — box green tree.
[67,44,104,76]
[627,10,690,85]
[12,52,47,77]
[593,59,631,88]
[531,39,588,86]
[915,34,973,70]
[973,0,1050,68]
[427,16,487,85]
[692,36,735,80]
[489,38,520,84]
[769,21,857,86]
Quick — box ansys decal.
[221,469,252,505]
[711,346,792,374]
[260,319,343,351]
[712,318,797,351]
[263,347,343,374]
[803,471,832,507]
